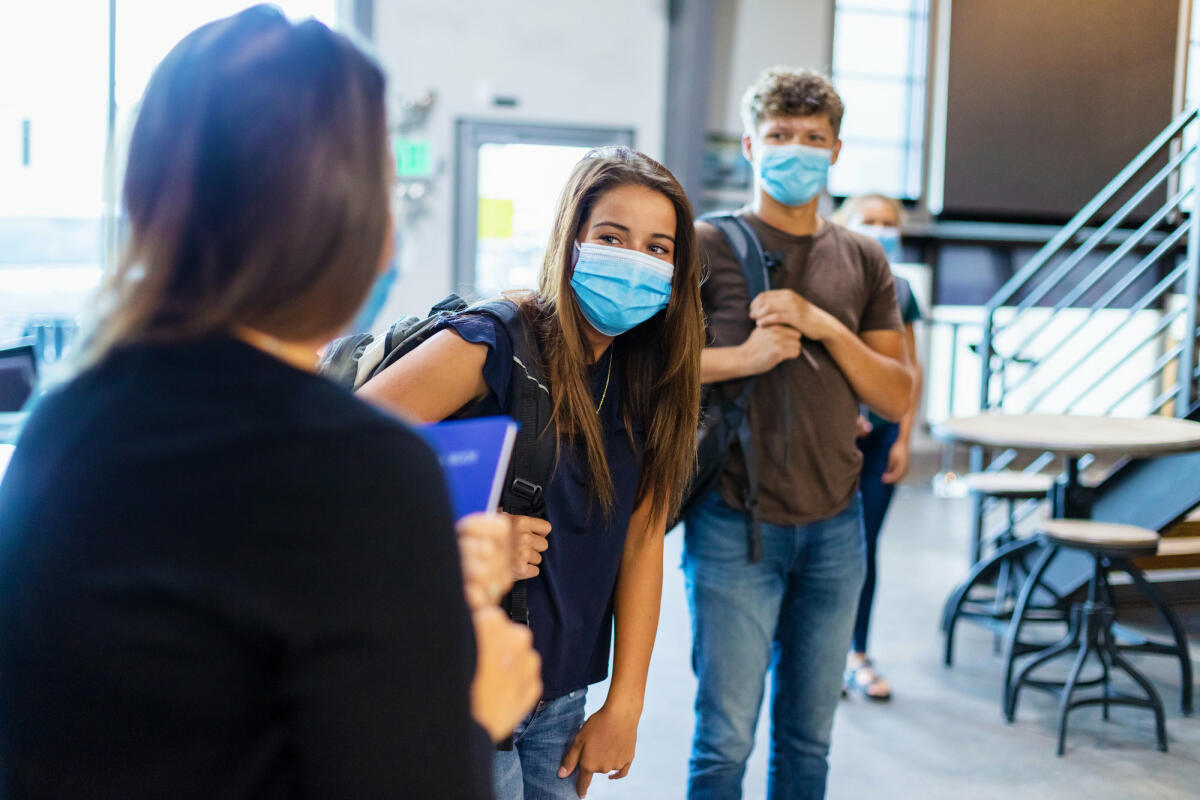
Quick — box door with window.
[455,121,636,298]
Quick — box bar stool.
[942,471,1062,666]
[965,471,1055,561]
[1004,520,1193,755]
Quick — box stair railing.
[968,108,1200,548]
[977,108,1200,418]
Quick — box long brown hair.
[81,5,389,365]
[525,146,704,526]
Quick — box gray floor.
[581,487,1200,800]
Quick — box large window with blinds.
[829,0,930,201]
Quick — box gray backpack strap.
[316,294,471,390]
[469,299,554,753]
[696,212,773,562]
[316,333,375,390]
[703,214,769,296]
[469,299,555,528]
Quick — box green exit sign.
[393,137,433,178]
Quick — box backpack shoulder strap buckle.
[509,478,544,509]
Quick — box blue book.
[419,416,518,520]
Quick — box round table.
[933,413,1200,717]
[933,413,1200,457]
[932,413,1200,516]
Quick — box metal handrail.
[981,450,1057,476]
[1177,137,1200,413]
[997,182,1193,363]
[986,108,1198,314]
[979,109,1199,413]
[996,273,1185,414]
[1002,220,1191,405]
[1081,224,1189,318]
[1062,305,1187,413]
[995,145,1195,335]
[1151,388,1178,415]
[970,109,1200,566]
[1104,342,1184,415]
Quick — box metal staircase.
[971,108,1200,577]
[979,108,1199,420]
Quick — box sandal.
[844,659,892,702]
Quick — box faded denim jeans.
[683,490,866,800]
[492,689,587,800]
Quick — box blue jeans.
[853,421,899,654]
[683,491,866,800]
[493,689,587,800]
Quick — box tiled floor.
[581,486,1200,800]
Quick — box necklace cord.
[596,347,613,413]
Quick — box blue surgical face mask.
[570,242,673,337]
[848,222,902,262]
[756,143,832,207]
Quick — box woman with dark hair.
[360,145,705,799]
[0,7,538,798]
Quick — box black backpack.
[673,213,772,562]
[318,293,554,627]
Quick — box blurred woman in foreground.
[0,7,538,798]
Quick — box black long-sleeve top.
[0,336,492,799]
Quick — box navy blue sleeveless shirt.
[439,313,642,700]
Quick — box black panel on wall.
[941,0,1178,223]
[932,243,1172,307]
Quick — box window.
[114,2,338,137]
[0,1,339,360]
[829,0,930,200]
[0,2,110,350]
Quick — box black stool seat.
[1004,520,1192,756]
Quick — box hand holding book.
[419,416,517,520]
[421,416,523,608]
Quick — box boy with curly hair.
[683,66,913,800]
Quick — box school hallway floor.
[581,485,1200,800]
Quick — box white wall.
[708,0,834,136]
[372,0,670,319]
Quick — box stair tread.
[1131,536,1200,570]
[1155,536,1200,556]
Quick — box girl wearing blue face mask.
[832,193,923,701]
[360,146,704,800]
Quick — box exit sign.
[393,137,433,178]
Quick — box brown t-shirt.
[699,210,902,525]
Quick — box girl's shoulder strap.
[469,299,555,524]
